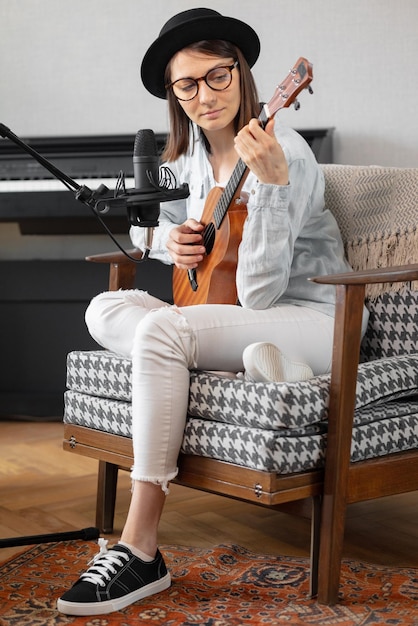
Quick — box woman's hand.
[234,118,288,185]
[166,218,206,269]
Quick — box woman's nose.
[198,81,216,104]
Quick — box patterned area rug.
[1,541,418,625]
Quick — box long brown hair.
[162,40,260,163]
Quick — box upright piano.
[0,129,333,418]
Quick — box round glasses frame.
[166,61,239,102]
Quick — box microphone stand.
[0,528,100,549]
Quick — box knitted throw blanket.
[322,164,418,297]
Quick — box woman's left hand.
[234,118,288,186]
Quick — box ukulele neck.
[213,158,247,229]
[212,103,271,229]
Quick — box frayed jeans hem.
[130,469,179,495]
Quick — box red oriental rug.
[0,541,418,625]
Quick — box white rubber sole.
[56,572,171,616]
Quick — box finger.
[185,218,205,232]
[175,231,204,245]
[170,245,205,269]
[170,224,204,246]
[167,233,205,256]
[263,117,276,137]
[248,117,263,136]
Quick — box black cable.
[86,202,150,263]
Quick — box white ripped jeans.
[85,290,335,493]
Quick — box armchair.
[63,164,418,604]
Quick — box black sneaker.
[57,539,171,616]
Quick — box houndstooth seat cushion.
[64,329,418,474]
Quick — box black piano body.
[0,129,333,418]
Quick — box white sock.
[118,541,155,562]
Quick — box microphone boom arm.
[0,123,108,209]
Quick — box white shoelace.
[80,538,130,587]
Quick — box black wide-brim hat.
[141,8,260,99]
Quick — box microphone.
[104,128,190,253]
[129,129,161,250]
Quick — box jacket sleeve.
[236,154,320,310]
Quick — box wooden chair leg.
[96,461,119,533]
[309,495,321,597]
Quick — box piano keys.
[0,177,134,192]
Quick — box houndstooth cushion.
[65,351,418,429]
[360,290,418,361]
[187,355,418,429]
[182,406,418,472]
[64,387,418,473]
[66,350,132,402]
[64,347,418,474]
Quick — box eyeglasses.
[166,61,239,102]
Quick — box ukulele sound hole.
[203,222,216,255]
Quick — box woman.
[58,8,364,616]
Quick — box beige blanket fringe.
[346,226,418,299]
[321,164,418,300]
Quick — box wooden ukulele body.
[172,185,247,306]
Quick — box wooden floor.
[1,420,418,568]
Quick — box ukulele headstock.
[264,57,313,120]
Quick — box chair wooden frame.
[63,250,418,605]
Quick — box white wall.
[1,0,417,167]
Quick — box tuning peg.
[294,99,301,111]
[308,85,314,94]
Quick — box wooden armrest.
[310,263,418,286]
[86,249,143,264]
[86,248,143,291]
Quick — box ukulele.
[172,57,313,307]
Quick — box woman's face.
[169,49,241,136]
